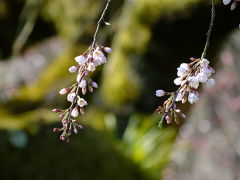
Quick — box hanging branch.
[52,0,113,142]
[155,0,216,127]
[91,0,111,49]
[201,0,216,59]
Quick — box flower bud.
[71,107,79,117]
[69,66,77,73]
[88,86,93,92]
[59,88,69,95]
[53,128,61,132]
[205,78,216,88]
[52,109,62,113]
[82,87,87,95]
[188,92,199,104]
[67,92,77,102]
[92,81,98,88]
[74,128,78,134]
[79,80,87,88]
[104,47,112,53]
[155,89,165,97]
[165,115,172,124]
[80,108,85,115]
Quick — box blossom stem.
[91,0,111,50]
[201,0,215,59]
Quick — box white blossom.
[200,58,209,68]
[71,107,79,117]
[79,80,87,88]
[155,89,165,97]
[197,72,208,83]
[177,63,189,77]
[77,97,88,107]
[174,77,183,86]
[87,63,96,72]
[188,76,199,89]
[104,47,112,53]
[67,92,77,102]
[93,50,106,66]
[69,66,77,73]
[205,78,216,88]
[188,92,199,104]
[75,55,86,65]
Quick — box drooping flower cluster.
[52,45,112,142]
[223,0,240,10]
[155,57,215,126]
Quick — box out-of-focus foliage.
[0,0,239,179]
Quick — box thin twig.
[91,0,111,50]
[201,0,215,59]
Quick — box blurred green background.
[0,0,240,179]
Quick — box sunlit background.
[0,0,240,179]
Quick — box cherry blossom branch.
[91,0,111,50]
[52,0,112,142]
[155,1,216,126]
[201,0,215,59]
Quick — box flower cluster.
[223,0,240,10]
[155,57,215,126]
[52,45,112,142]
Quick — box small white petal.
[93,50,104,58]
[100,56,107,64]
[69,66,77,73]
[197,72,208,83]
[75,55,86,65]
[93,59,101,66]
[176,92,184,102]
[205,79,216,88]
[188,92,199,104]
[201,67,213,77]
[174,77,182,86]
[180,63,189,70]
[155,89,165,97]
[188,76,199,89]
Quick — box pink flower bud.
[60,135,65,141]
[59,88,69,95]
[53,128,61,132]
[52,109,62,113]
